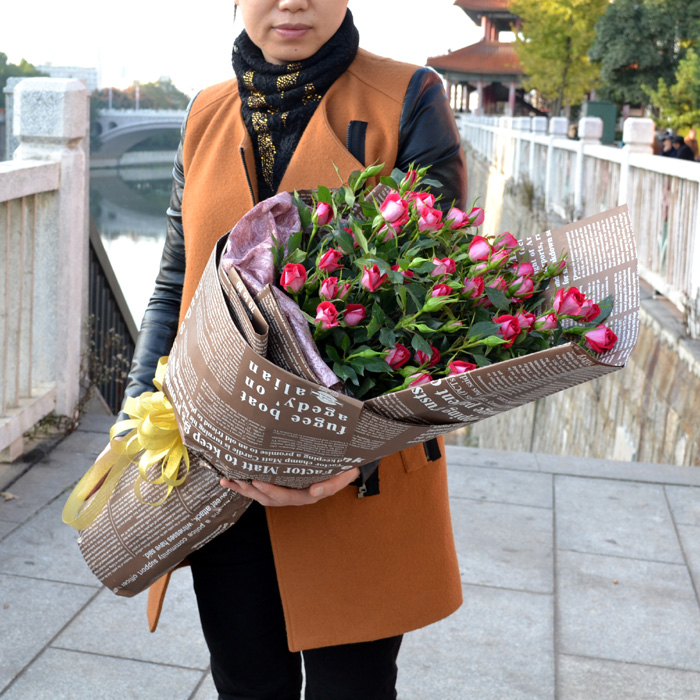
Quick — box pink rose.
[584,324,618,353]
[431,284,453,298]
[546,258,567,276]
[493,232,519,250]
[431,257,457,278]
[280,263,307,293]
[535,313,558,330]
[489,249,511,268]
[515,310,536,330]
[468,207,485,227]
[337,282,352,299]
[320,276,338,300]
[462,276,485,299]
[361,265,388,292]
[449,360,477,375]
[385,343,411,370]
[314,201,332,226]
[468,235,492,262]
[380,192,409,225]
[493,314,521,348]
[414,345,441,368]
[580,299,601,322]
[318,249,344,272]
[409,372,433,387]
[402,169,418,188]
[491,275,509,292]
[407,191,436,215]
[315,301,339,330]
[509,276,535,299]
[391,264,415,280]
[379,223,398,241]
[344,303,367,327]
[513,262,535,277]
[418,205,443,232]
[447,206,470,229]
[553,287,586,316]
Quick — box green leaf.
[468,321,500,339]
[411,333,433,356]
[317,185,332,204]
[590,294,614,324]
[380,175,400,189]
[332,362,359,385]
[336,230,355,255]
[379,327,397,348]
[347,358,366,376]
[364,357,392,373]
[286,249,307,264]
[286,230,302,256]
[343,186,356,208]
[326,345,343,364]
[484,286,511,311]
[470,353,492,367]
[340,333,351,353]
[354,226,369,254]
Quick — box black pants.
[189,502,403,700]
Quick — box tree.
[0,52,46,108]
[511,0,608,116]
[589,0,700,107]
[94,77,190,111]
[645,48,700,129]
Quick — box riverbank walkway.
[2,413,700,699]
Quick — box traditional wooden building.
[428,0,525,116]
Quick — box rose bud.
[534,313,558,330]
[493,232,519,251]
[488,249,511,269]
[442,320,464,332]
[385,343,411,370]
[320,276,338,300]
[553,287,586,316]
[493,314,521,348]
[546,258,567,276]
[512,262,535,277]
[315,301,339,330]
[318,248,344,272]
[449,360,477,375]
[580,299,601,322]
[468,235,492,262]
[344,303,367,327]
[414,345,441,368]
[431,284,453,298]
[472,262,489,274]
[280,263,307,293]
[431,257,457,278]
[584,324,618,353]
[407,191,436,215]
[313,201,333,226]
[361,264,388,292]
[468,206,485,227]
[391,264,415,280]
[509,276,535,299]
[515,310,536,330]
[337,282,352,299]
[409,372,433,387]
[380,223,398,241]
[380,192,410,225]
[491,275,509,292]
[402,169,418,188]
[462,276,485,299]
[447,206,469,229]
[418,205,443,233]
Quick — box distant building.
[36,65,98,93]
[428,0,532,117]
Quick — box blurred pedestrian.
[661,135,677,157]
[673,136,695,160]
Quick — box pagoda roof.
[454,0,518,28]
[427,41,522,80]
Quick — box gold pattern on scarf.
[244,71,267,109]
[251,112,276,189]
[276,71,300,100]
[303,83,321,106]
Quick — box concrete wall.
[463,143,700,467]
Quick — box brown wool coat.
[148,49,463,652]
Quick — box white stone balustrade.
[0,78,89,459]
[458,113,700,338]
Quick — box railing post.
[574,117,603,219]
[530,117,547,186]
[13,78,89,419]
[618,118,655,207]
[545,117,568,213]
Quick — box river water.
[90,164,173,326]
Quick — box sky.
[1,1,483,96]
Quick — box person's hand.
[220,467,361,507]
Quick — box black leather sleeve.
[396,67,468,211]
[117,131,187,421]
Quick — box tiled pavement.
[2,414,700,699]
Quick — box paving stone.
[397,584,554,700]
[451,499,553,593]
[445,446,540,471]
[76,414,116,434]
[56,567,209,670]
[0,574,96,693]
[675,524,700,594]
[557,550,700,670]
[557,654,700,700]
[0,647,203,700]
[447,464,552,508]
[555,476,684,563]
[192,673,218,700]
[0,520,18,540]
[0,498,100,587]
[666,485,700,526]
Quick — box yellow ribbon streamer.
[62,357,190,531]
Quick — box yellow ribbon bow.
[62,357,190,531]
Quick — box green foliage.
[511,0,608,114]
[589,0,700,107]
[0,52,46,108]
[645,49,700,129]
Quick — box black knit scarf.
[232,10,360,201]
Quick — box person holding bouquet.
[120,0,467,697]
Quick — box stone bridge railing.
[457,114,700,339]
[0,78,89,459]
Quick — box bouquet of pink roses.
[265,164,618,400]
